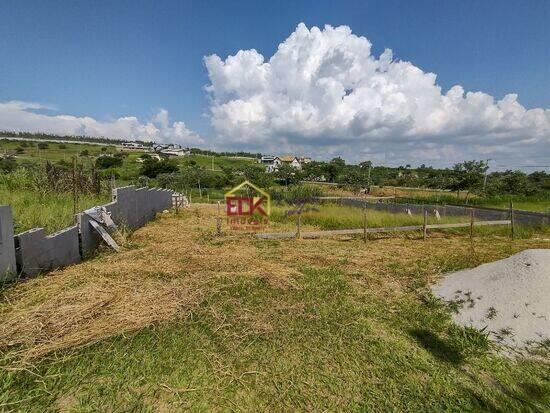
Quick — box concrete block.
[0,205,17,281]
[15,225,80,277]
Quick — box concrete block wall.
[79,186,174,256]
[15,226,80,277]
[0,206,17,282]
[1,185,174,280]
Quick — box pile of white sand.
[432,249,550,349]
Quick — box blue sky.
[0,0,549,167]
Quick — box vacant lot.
[0,205,549,411]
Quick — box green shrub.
[271,184,324,204]
[96,156,123,169]
[139,159,178,178]
[37,142,49,150]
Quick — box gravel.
[432,249,550,349]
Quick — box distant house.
[120,141,148,151]
[159,148,190,157]
[153,143,190,157]
[279,156,302,170]
[298,156,312,165]
[260,155,282,173]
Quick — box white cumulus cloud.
[205,23,550,167]
[0,101,204,146]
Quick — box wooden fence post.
[469,209,474,240]
[363,204,367,243]
[423,210,428,240]
[216,201,222,236]
[72,156,78,216]
[296,213,301,239]
[510,200,515,240]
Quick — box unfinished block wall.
[78,186,173,256]
[15,226,80,277]
[0,206,17,282]
[0,186,174,281]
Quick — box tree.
[325,157,346,182]
[139,158,178,178]
[448,160,488,201]
[274,163,301,186]
[96,155,123,169]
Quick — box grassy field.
[0,188,109,234]
[0,205,548,411]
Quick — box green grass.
[269,203,543,238]
[0,188,108,234]
[1,268,548,411]
[0,207,548,411]
[272,204,468,230]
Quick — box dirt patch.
[432,249,550,349]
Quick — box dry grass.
[0,205,297,363]
[0,204,547,365]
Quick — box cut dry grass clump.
[0,205,297,363]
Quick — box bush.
[58,144,67,149]
[80,149,90,157]
[95,156,123,169]
[15,147,25,154]
[0,157,17,173]
[37,142,49,150]
[271,185,324,204]
[139,159,178,178]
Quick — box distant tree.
[96,155,123,169]
[499,170,536,195]
[274,163,301,186]
[448,160,489,201]
[139,158,178,178]
[325,157,346,181]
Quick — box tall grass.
[0,188,108,234]
[270,203,540,238]
[271,204,465,230]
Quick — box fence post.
[363,204,367,244]
[423,210,428,240]
[216,201,222,236]
[72,156,78,216]
[510,200,515,240]
[296,213,301,239]
[470,209,474,240]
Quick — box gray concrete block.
[16,225,80,277]
[0,205,17,281]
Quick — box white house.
[120,141,148,151]
[260,155,282,173]
[279,156,302,170]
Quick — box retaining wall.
[0,186,174,281]
[338,198,549,226]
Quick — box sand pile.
[432,249,550,349]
